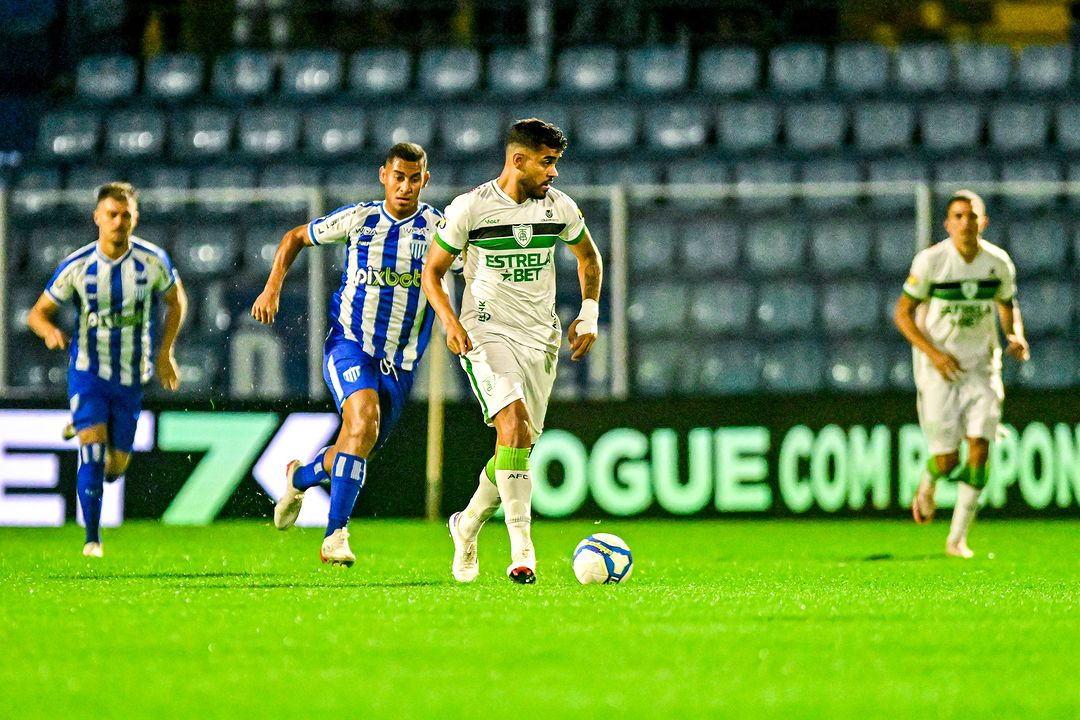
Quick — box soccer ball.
[572,533,633,584]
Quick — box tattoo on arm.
[582,256,602,300]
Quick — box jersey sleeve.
[44,263,76,304]
[902,250,932,300]
[308,203,368,246]
[434,194,471,256]
[152,247,180,292]
[996,254,1018,302]
[559,195,587,245]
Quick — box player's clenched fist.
[445,322,473,357]
[251,289,280,324]
[44,328,69,351]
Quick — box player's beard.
[523,177,550,200]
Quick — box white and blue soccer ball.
[572,533,633,584]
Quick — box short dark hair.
[96,181,137,205]
[946,189,986,217]
[386,142,427,169]
[507,118,568,152]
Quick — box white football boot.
[506,544,536,585]
[320,528,355,567]
[448,512,479,583]
[274,460,305,530]
[946,538,975,559]
[82,542,103,558]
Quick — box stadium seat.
[697,46,759,94]
[211,50,273,101]
[607,159,663,187]
[697,341,760,395]
[887,341,915,390]
[244,222,307,278]
[633,340,681,396]
[6,284,39,336]
[895,43,951,94]
[933,157,996,197]
[644,105,709,153]
[800,159,861,211]
[1005,219,1066,274]
[767,43,827,93]
[303,106,366,158]
[865,158,928,210]
[666,159,729,186]
[988,103,1048,152]
[759,339,824,392]
[371,106,435,148]
[874,220,919,276]
[11,166,62,215]
[66,165,117,194]
[575,105,638,154]
[953,43,1012,93]
[689,279,753,333]
[237,107,301,156]
[809,218,871,275]
[783,101,846,152]
[1017,279,1072,335]
[173,225,241,277]
[9,345,66,391]
[487,47,549,94]
[349,48,411,95]
[557,46,620,94]
[36,110,100,161]
[27,227,87,281]
[194,166,257,214]
[439,106,504,154]
[852,101,915,152]
[820,280,881,335]
[144,53,204,102]
[322,164,370,207]
[75,54,137,103]
[280,49,342,98]
[629,221,677,274]
[130,221,171,249]
[103,108,166,159]
[454,161,492,189]
[827,339,888,392]
[754,280,816,333]
[999,158,1062,209]
[627,282,687,334]
[745,219,805,275]
[832,43,889,94]
[258,164,321,213]
[1017,338,1077,389]
[680,216,741,274]
[419,48,481,96]
[547,158,591,186]
[1054,102,1080,151]
[734,160,796,211]
[173,344,222,395]
[717,101,779,151]
[170,107,234,159]
[506,102,571,139]
[920,102,984,152]
[1016,44,1072,92]
[127,165,192,216]
[626,46,689,93]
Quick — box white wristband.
[575,299,599,336]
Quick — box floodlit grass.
[1,519,1077,719]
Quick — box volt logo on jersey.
[347,267,423,287]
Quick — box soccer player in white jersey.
[251,143,443,567]
[27,182,187,557]
[422,118,604,584]
[894,190,1029,558]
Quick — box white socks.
[948,481,981,546]
[495,467,533,561]
[458,468,501,540]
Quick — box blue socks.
[293,446,331,491]
[77,443,106,544]
[326,452,365,537]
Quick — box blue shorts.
[68,370,144,453]
[322,338,416,454]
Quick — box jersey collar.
[379,201,423,226]
[491,179,530,206]
[95,243,132,265]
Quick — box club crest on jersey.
[961,280,979,299]
[410,229,431,259]
[512,224,533,247]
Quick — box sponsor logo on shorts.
[343,365,362,383]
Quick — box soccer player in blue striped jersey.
[27,182,188,558]
[251,143,443,567]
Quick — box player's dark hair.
[507,118,568,152]
[946,189,986,217]
[385,142,427,169]
[96,182,138,206]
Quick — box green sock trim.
[485,456,496,484]
[494,445,530,472]
[927,457,944,478]
[968,464,988,490]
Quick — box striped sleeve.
[559,194,587,245]
[44,247,93,303]
[308,203,370,246]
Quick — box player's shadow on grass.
[857,553,944,562]
[50,571,443,589]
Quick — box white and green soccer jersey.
[903,238,1017,377]
[435,181,587,352]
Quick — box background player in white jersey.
[252,143,443,567]
[422,118,604,584]
[894,190,1029,558]
[26,182,187,557]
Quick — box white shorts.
[460,335,558,443]
[916,367,1004,455]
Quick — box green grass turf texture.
[1,519,1077,719]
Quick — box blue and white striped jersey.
[45,237,180,386]
[308,201,442,371]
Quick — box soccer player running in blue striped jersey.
[252,143,443,567]
[894,190,1029,558]
[27,182,188,558]
[422,118,604,584]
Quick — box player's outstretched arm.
[893,293,962,381]
[251,224,311,324]
[997,299,1030,362]
[26,293,68,351]
[421,243,472,356]
[567,230,603,361]
[157,279,188,391]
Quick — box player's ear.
[978,215,988,232]
[378,165,387,185]
[422,170,430,188]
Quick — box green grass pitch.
[1,519,1078,719]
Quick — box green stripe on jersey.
[470,234,559,251]
[434,234,461,256]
